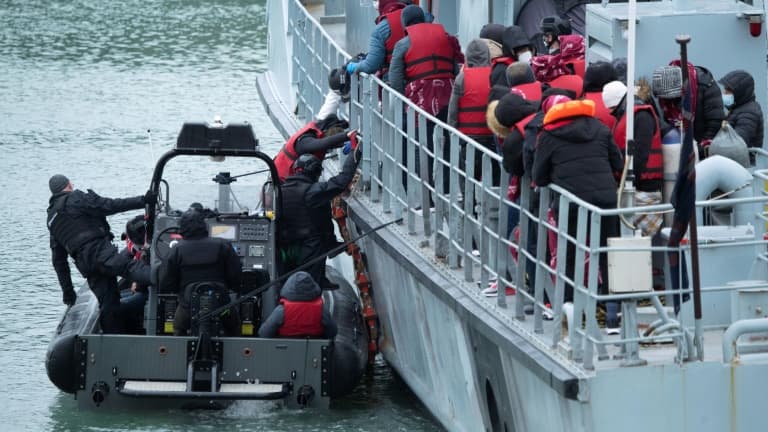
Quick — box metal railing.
[285,0,768,368]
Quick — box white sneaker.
[605,326,621,335]
[542,307,554,321]
[482,282,516,297]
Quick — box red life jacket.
[379,9,405,71]
[490,56,514,68]
[548,74,583,98]
[277,297,324,338]
[404,23,455,82]
[457,66,492,136]
[510,82,542,103]
[583,91,617,131]
[566,59,586,78]
[274,122,325,182]
[513,113,536,137]
[612,105,663,181]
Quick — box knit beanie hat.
[49,174,69,194]
[542,94,571,114]
[583,61,617,93]
[506,62,535,87]
[401,4,425,27]
[479,23,505,45]
[602,80,627,109]
[494,93,525,128]
[652,65,683,99]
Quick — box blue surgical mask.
[722,93,734,108]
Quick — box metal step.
[119,380,289,400]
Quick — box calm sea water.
[0,1,440,430]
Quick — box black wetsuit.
[47,189,150,333]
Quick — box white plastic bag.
[709,121,750,167]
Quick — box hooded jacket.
[448,38,492,135]
[487,93,538,175]
[258,271,338,338]
[719,70,764,150]
[533,103,623,208]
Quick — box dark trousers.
[402,107,450,195]
[281,239,336,289]
[564,207,619,303]
[76,240,150,333]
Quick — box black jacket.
[533,115,623,208]
[694,66,726,142]
[719,69,764,150]
[159,236,241,299]
[280,153,361,252]
[48,189,144,293]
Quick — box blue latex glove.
[346,62,358,74]
[342,140,352,155]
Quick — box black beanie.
[583,61,617,93]
[49,174,69,194]
[479,23,505,45]
[401,4,425,27]
[494,93,528,128]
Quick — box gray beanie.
[652,65,683,99]
[49,174,70,194]
[506,62,535,87]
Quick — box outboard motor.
[188,282,230,337]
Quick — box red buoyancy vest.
[404,23,455,82]
[513,113,537,137]
[612,104,663,181]
[583,91,617,131]
[511,82,542,103]
[381,9,405,69]
[277,297,324,338]
[457,66,492,136]
[490,56,514,68]
[274,122,325,182]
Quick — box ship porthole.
[485,379,502,432]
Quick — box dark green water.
[0,1,440,430]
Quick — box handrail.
[283,0,768,369]
[723,318,768,362]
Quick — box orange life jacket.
[457,66,492,136]
[612,105,663,181]
[543,99,595,129]
[277,297,324,338]
[404,23,455,82]
[274,122,325,183]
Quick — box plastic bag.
[709,121,750,167]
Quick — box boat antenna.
[617,0,637,231]
[147,129,156,164]
[193,217,404,324]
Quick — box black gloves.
[144,189,158,205]
[62,288,76,306]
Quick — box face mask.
[722,93,734,108]
[517,51,533,63]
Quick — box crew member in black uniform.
[280,145,363,290]
[158,209,242,336]
[46,174,155,334]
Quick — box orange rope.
[332,195,379,364]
